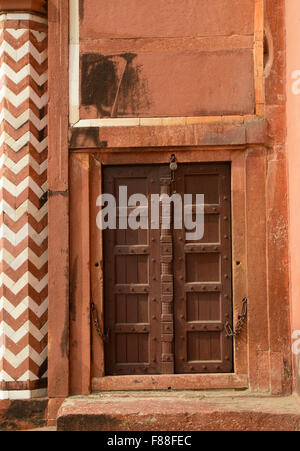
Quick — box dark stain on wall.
[70,256,78,323]
[60,303,70,359]
[81,53,151,117]
[69,128,107,149]
[79,0,84,22]
[0,400,48,431]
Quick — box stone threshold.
[92,374,248,392]
[57,391,300,431]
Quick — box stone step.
[56,391,300,431]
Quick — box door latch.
[169,154,178,172]
[169,154,178,193]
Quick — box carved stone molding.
[0,0,47,15]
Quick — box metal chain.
[225,298,248,337]
[91,301,109,342]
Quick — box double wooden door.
[103,163,233,375]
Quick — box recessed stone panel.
[80,0,255,39]
[80,50,255,117]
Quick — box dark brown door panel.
[174,164,233,373]
[103,165,161,375]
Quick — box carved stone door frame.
[69,147,255,393]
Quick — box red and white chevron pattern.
[0,14,48,399]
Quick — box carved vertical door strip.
[159,173,174,373]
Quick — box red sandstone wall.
[286,0,300,396]
[264,0,291,395]
[49,0,294,402]
[79,0,256,118]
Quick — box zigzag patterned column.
[0,12,48,400]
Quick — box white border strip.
[0,13,47,24]
[0,388,47,400]
[70,0,80,126]
[73,117,250,128]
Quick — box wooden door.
[103,163,233,375]
[174,164,233,373]
[103,165,162,375]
